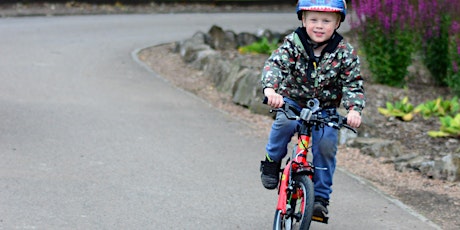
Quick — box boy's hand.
[347,110,361,128]
[264,88,284,108]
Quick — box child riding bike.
[260,0,365,222]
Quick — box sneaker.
[312,196,329,222]
[260,157,280,190]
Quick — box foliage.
[406,0,460,95]
[414,96,459,119]
[417,0,460,91]
[238,37,278,55]
[351,0,418,87]
[428,114,460,138]
[379,96,460,137]
[378,96,415,121]
[446,21,460,96]
[351,0,460,94]
[421,14,451,86]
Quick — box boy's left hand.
[347,110,361,128]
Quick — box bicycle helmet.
[296,0,347,22]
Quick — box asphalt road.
[0,13,440,229]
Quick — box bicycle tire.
[292,174,314,230]
[273,175,314,230]
[273,210,283,230]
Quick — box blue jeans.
[265,99,338,200]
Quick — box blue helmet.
[296,0,347,22]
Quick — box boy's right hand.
[264,88,284,108]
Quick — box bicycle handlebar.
[263,97,357,133]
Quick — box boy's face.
[302,11,340,44]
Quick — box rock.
[394,152,425,172]
[347,137,404,158]
[178,32,211,63]
[236,32,259,47]
[438,154,460,182]
[216,57,244,93]
[232,68,262,107]
[206,56,232,86]
[207,25,238,50]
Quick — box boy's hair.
[301,11,341,22]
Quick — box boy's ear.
[335,14,341,28]
[301,11,307,27]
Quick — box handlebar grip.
[263,97,268,105]
[338,116,358,133]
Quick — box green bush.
[362,26,415,87]
[351,0,460,93]
[428,114,460,138]
[378,96,415,121]
[238,37,278,55]
[422,14,451,86]
[446,32,460,96]
[414,96,459,119]
[351,0,417,87]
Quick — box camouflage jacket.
[261,27,365,113]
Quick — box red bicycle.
[265,98,356,230]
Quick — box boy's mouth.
[313,31,324,37]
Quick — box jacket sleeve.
[341,44,366,114]
[261,38,296,92]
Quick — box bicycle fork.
[276,162,293,214]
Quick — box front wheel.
[273,210,283,230]
[273,175,314,230]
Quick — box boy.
[260,0,365,220]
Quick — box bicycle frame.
[276,124,314,215]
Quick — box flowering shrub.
[351,0,460,94]
[417,1,459,87]
[351,0,418,87]
[447,21,460,95]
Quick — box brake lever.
[343,124,357,133]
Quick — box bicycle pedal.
[312,215,329,224]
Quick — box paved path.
[0,14,439,229]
